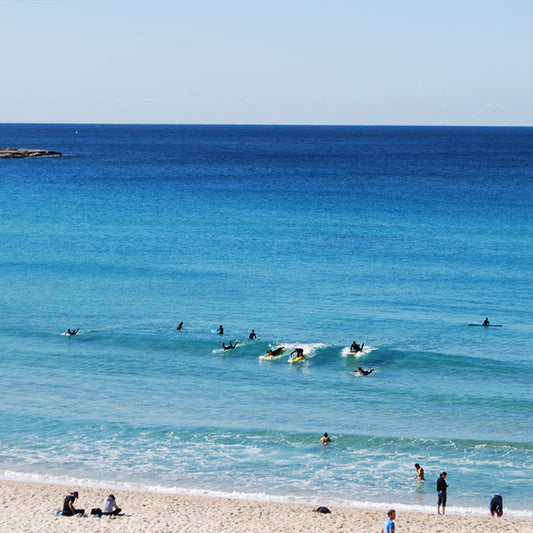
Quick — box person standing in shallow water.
[414,463,425,480]
[437,472,448,514]
[320,432,331,444]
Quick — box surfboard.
[289,354,306,363]
[211,329,223,334]
[468,324,502,327]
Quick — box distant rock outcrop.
[0,148,62,159]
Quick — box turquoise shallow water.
[0,124,531,517]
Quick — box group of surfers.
[180,322,374,370]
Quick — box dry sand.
[1,479,531,532]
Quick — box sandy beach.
[1,479,530,533]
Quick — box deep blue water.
[0,124,532,517]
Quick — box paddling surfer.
[222,340,238,350]
[354,367,374,375]
[266,346,285,356]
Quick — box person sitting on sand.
[354,367,374,376]
[350,341,364,352]
[222,340,238,350]
[414,463,425,480]
[482,317,490,326]
[381,509,396,533]
[62,491,84,516]
[249,330,257,340]
[176,322,183,331]
[266,346,285,356]
[320,432,332,444]
[102,494,121,516]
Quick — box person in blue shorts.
[381,509,396,533]
[437,472,448,514]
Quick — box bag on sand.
[314,506,331,514]
[90,508,102,517]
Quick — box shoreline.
[1,479,531,533]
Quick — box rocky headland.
[0,148,62,158]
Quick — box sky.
[1,0,532,125]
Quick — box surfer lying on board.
[350,341,364,353]
[66,328,79,335]
[354,367,374,376]
[222,340,238,350]
[482,317,490,326]
[290,348,304,360]
[266,346,285,356]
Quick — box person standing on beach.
[62,490,84,516]
[381,509,396,533]
[437,472,448,514]
[414,463,425,480]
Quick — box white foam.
[1,470,531,519]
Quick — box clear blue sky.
[1,0,532,125]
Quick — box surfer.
[266,346,285,356]
[222,340,238,350]
[66,328,79,336]
[350,341,364,353]
[482,317,490,326]
[176,322,183,331]
[216,325,224,335]
[354,367,374,376]
[290,348,304,360]
[249,330,257,340]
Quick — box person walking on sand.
[62,490,84,516]
[414,463,425,480]
[437,472,448,514]
[381,509,396,533]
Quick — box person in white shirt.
[102,494,121,516]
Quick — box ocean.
[0,124,531,518]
